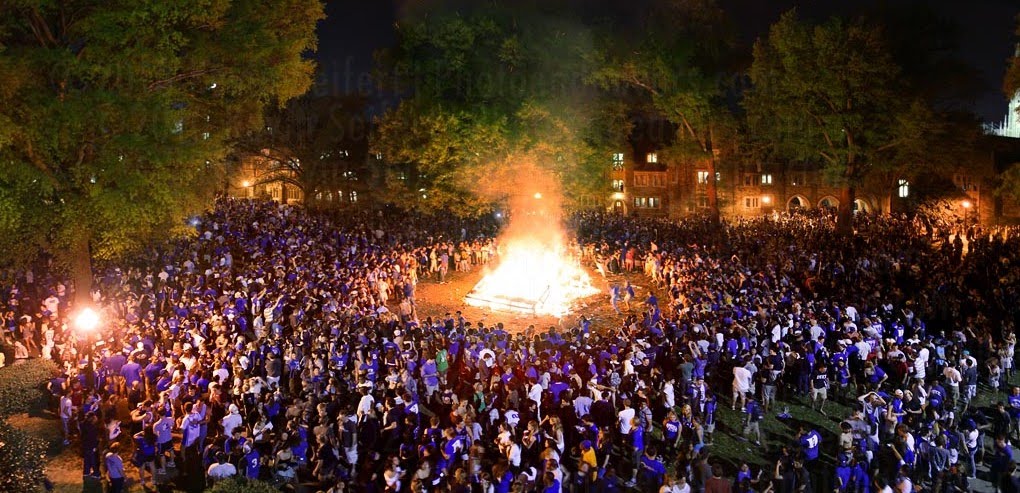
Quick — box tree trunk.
[707,153,720,224]
[71,235,93,309]
[837,184,855,236]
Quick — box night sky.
[315,0,1018,122]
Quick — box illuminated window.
[898,179,909,198]
[648,197,661,208]
[634,197,648,208]
[744,197,760,209]
[697,171,709,184]
[350,191,358,203]
[646,153,658,164]
[612,152,624,170]
[761,174,773,185]
[611,179,624,192]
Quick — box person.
[743,394,763,446]
[105,442,126,493]
[81,411,100,479]
[705,463,732,493]
[207,451,237,481]
[810,363,829,415]
[796,426,821,463]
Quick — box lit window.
[634,197,648,208]
[744,197,760,209]
[646,153,658,164]
[612,152,624,170]
[898,179,909,198]
[350,191,358,203]
[761,174,773,185]
[649,197,661,208]
[697,171,709,184]
[612,179,624,192]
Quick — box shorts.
[965,385,977,401]
[703,423,715,434]
[811,387,828,400]
[158,441,173,454]
[763,385,777,400]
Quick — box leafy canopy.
[372,4,630,214]
[0,0,323,274]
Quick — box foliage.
[0,0,324,300]
[0,420,48,493]
[205,477,279,493]
[745,10,944,232]
[236,94,371,208]
[372,4,631,214]
[0,359,58,418]
[587,0,738,221]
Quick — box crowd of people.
[3,198,1020,493]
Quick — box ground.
[23,266,1007,492]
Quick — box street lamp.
[241,180,251,188]
[75,308,100,389]
[533,192,543,200]
[961,200,972,209]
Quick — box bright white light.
[495,212,503,218]
[209,82,217,89]
[761,195,772,204]
[466,238,598,317]
[533,192,543,199]
[75,308,99,333]
[961,200,972,209]
[241,180,251,188]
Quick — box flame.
[466,236,598,317]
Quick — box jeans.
[967,446,978,478]
[109,477,125,493]
[83,447,100,477]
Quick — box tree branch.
[147,68,221,91]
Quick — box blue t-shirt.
[245,449,260,479]
[663,420,681,440]
[632,425,645,451]
[800,430,821,460]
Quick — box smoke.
[466,161,598,316]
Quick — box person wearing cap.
[221,403,243,438]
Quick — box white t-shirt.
[208,462,237,479]
[733,366,753,392]
[618,407,635,434]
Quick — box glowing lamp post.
[75,308,100,389]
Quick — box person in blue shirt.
[627,418,645,487]
[243,444,260,480]
[702,392,717,445]
[744,394,763,445]
[797,425,821,462]
[662,410,682,455]
[638,446,666,490]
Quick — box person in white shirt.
[618,398,635,435]
[732,364,753,410]
[207,452,237,480]
[221,404,243,438]
[356,388,375,422]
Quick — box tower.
[987,43,1020,138]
